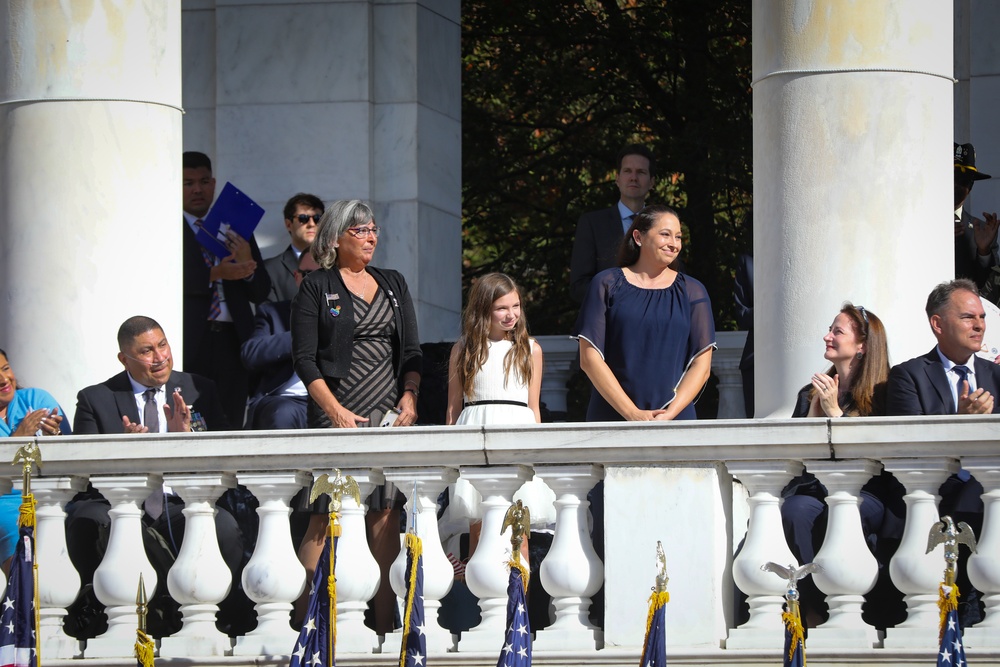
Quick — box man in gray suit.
[569,144,658,303]
[264,193,324,302]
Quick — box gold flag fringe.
[17,493,35,529]
[508,558,529,592]
[135,629,155,667]
[327,516,341,667]
[938,583,960,643]
[638,591,669,666]
[782,610,806,666]
[398,533,423,667]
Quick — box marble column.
[725,461,803,649]
[86,475,162,658]
[33,475,88,659]
[159,474,237,657]
[0,478,11,594]
[0,3,183,421]
[384,468,458,654]
[964,457,1000,648]
[806,460,880,648]
[883,458,958,649]
[752,0,953,417]
[533,464,604,651]
[458,465,533,651]
[233,472,311,657]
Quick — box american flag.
[639,592,668,667]
[289,533,335,667]
[496,563,531,667]
[399,533,426,667]
[782,610,805,667]
[0,524,37,667]
[937,585,967,667]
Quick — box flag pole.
[135,574,155,667]
[639,541,669,667]
[13,442,41,667]
[927,515,976,664]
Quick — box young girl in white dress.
[446,273,543,424]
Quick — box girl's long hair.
[456,273,533,399]
[812,303,890,416]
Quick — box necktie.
[143,388,160,433]
[198,219,222,320]
[953,365,971,411]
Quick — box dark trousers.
[250,395,308,430]
[191,321,247,429]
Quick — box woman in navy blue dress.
[574,205,716,421]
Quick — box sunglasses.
[294,214,321,225]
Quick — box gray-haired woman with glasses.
[290,199,422,631]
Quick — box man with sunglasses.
[265,193,325,302]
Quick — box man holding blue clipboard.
[182,151,272,428]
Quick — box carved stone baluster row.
[964,457,1000,648]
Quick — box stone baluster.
[725,461,802,649]
[882,458,958,649]
[533,464,604,651]
[806,460,881,648]
[85,475,162,658]
[384,468,458,654]
[534,335,578,421]
[33,475,88,659]
[714,331,748,419]
[331,469,384,654]
[233,471,311,656]
[159,473,238,657]
[458,465,533,651]
[964,457,1000,648]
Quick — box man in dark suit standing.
[242,252,320,429]
[71,316,255,637]
[264,193,324,302]
[886,278,996,626]
[182,151,271,427]
[569,144,658,303]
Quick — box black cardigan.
[291,266,422,391]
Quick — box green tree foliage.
[462,0,752,334]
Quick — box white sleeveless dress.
[449,338,555,528]
[455,338,536,425]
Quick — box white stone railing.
[3,416,1000,666]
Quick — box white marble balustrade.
[0,415,998,667]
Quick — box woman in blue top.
[0,348,70,566]
[574,205,716,421]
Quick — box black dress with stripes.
[307,288,398,428]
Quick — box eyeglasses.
[294,214,321,225]
[346,226,381,238]
[856,305,870,336]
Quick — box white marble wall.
[181,0,461,342]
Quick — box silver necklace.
[343,271,369,299]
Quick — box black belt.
[464,399,528,407]
[207,320,236,332]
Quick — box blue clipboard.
[195,182,266,259]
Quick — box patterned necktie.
[953,365,971,412]
[197,219,222,320]
[143,388,160,433]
